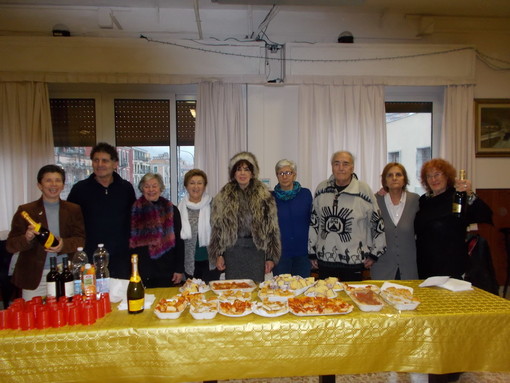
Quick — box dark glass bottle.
[61,256,75,299]
[452,169,467,218]
[127,254,145,314]
[21,211,60,249]
[46,256,60,298]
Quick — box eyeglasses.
[277,171,294,177]
[426,172,443,180]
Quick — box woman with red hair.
[414,159,492,279]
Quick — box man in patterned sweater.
[308,151,386,281]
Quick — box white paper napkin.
[117,294,156,311]
[108,278,130,303]
[419,276,473,292]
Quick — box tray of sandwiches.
[379,282,420,311]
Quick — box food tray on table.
[252,299,289,317]
[288,296,353,316]
[343,283,381,293]
[379,282,420,311]
[258,286,295,302]
[189,298,219,320]
[259,274,316,297]
[210,279,257,294]
[218,299,253,317]
[304,279,338,298]
[154,296,188,319]
[217,290,252,302]
[179,278,210,294]
[346,288,385,312]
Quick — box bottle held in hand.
[21,211,60,249]
[127,254,145,314]
[452,169,467,218]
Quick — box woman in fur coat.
[208,152,281,282]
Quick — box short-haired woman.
[7,164,85,300]
[178,169,219,282]
[271,159,313,277]
[129,173,184,287]
[371,162,419,280]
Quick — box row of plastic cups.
[0,293,111,330]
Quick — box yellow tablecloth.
[1,281,510,383]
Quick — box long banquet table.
[1,280,510,383]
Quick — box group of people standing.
[6,143,492,299]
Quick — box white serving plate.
[380,282,420,311]
[304,289,338,299]
[289,305,353,316]
[154,308,186,319]
[209,279,257,294]
[344,283,381,293]
[347,290,385,312]
[252,301,289,317]
[189,307,218,320]
[218,308,253,317]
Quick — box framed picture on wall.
[475,99,510,157]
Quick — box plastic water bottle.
[71,247,88,295]
[93,243,110,294]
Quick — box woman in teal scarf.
[271,159,313,277]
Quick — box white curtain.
[298,84,386,192]
[195,82,247,196]
[0,82,54,233]
[440,84,476,180]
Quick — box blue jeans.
[273,256,311,278]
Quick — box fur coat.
[208,179,281,264]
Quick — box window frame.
[49,84,197,203]
[385,86,444,158]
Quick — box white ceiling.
[1,0,509,42]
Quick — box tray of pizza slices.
[344,284,385,312]
[379,282,420,311]
[218,298,254,317]
[288,296,353,316]
[209,279,257,294]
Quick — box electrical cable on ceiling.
[139,36,510,70]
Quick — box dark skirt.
[137,247,178,288]
[224,237,265,282]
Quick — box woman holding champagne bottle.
[6,165,85,300]
[414,159,492,279]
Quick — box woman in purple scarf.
[129,173,184,288]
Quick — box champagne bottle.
[60,256,75,299]
[452,169,467,218]
[46,256,60,298]
[127,254,145,314]
[21,211,60,249]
